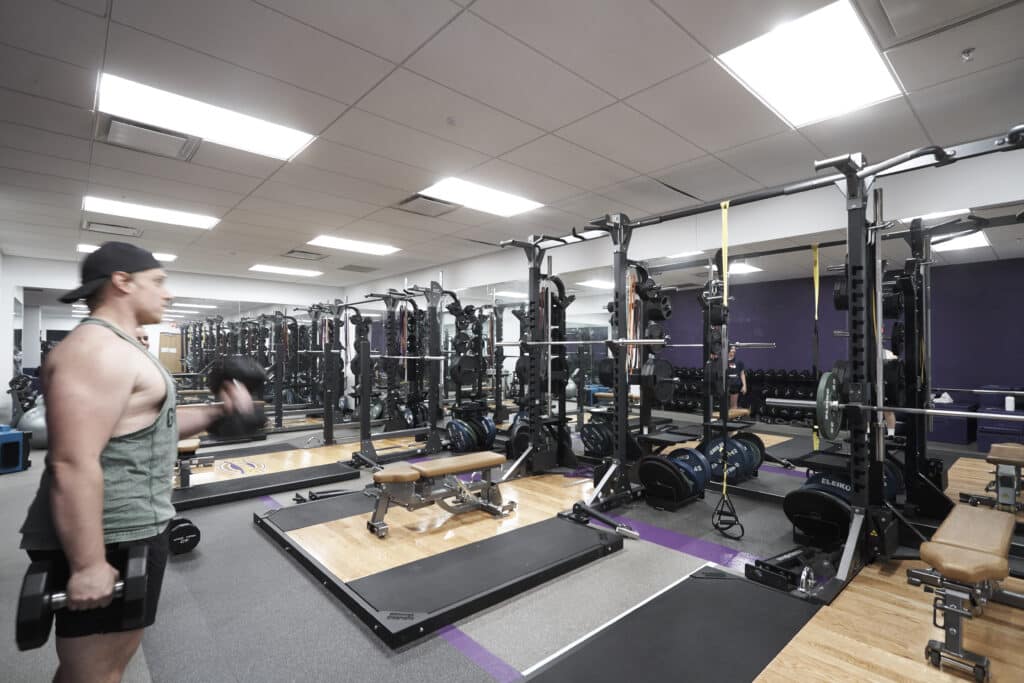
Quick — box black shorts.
[26,526,170,639]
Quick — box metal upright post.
[274,312,285,429]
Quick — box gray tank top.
[20,318,178,549]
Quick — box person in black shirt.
[727,344,747,409]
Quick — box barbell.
[368,354,446,361]
[664,341,777,349]
[767,371,1024,441]
[496,338,668,347]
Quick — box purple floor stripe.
[439,625,522,682]
[260,495,282,510]
[614,515,742,567]
[760,463,807,479]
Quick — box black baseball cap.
[59,241,163,303]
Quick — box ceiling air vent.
[82,220,143,237]
[283,249,327,261]
[95,114,201,161]
[394,194,458,217]
[339,264,378,273]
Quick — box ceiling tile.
[357,69,543,156]
[86,169,239,213]
[885,2,1024,92]
[0,168,88,197]
[486,205,583,237]
[472,0,706,98]
[254,180,379,218]
[627,61,787,152]
[554,192,645,220]
[0,147,90,181]
[0,190,81,214]
[0,88,94,139]
[322,108,487,174]
[190,142,283,179]
[454,222,536,244]
[271,163,408,207]
[91,143,265,195]
[257,0,461,63]
[596,176,697,215]
[0,122,92,162]
[909,59,1024,144]
[322,219,427,247]
[0,0,107,69]
[716,130,822,186]
[0,43,96,110]
[460,159,582,204]
[235,196,358,228]
[113,0,392,104]
[501,136,635,191]
[104,23,346,134]
[557,103,704,174]
[293,139,439,193]
[0,205,79,230]
[362,207,467,236]
[408,234,498,260]
[654,0,833,55]
[58,0,108,17]
[801,97,930,162]
[878,0,1007,42]
[440,207,496,226]
[406,12,613,130]
[219,210,336,238]
[654,155,761,200]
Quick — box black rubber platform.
[268,491,376,531]
[528,567,819,682]
[196,440,311,460]
[172,462,358,510]
[255,514,623,648]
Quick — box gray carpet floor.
[0,415,986,682]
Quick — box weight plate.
[816,371,841,441]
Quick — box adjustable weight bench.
[907,504,1024,682]
[960,442,1024,512]
[367,452,515,538]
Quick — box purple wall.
[662,257,1024,389]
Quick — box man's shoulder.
[49,325,124,366]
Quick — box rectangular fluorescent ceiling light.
[669,250,703,259]
[931,231,990,252]
[250,264,323,277]
[172,309,200,314]
[419,178,542,217]
[494,290,528,298]
[163,314,184,319]
[577,279,614,290]
[717,1,901,127]
[153,253,177,262]
[77,243,99,254]
[173,303,217,309]
[98,73,314,160]
[899,209,969,224]
[83,196,219,230]
[307,235,400,256]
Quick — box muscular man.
[19,242,252,683]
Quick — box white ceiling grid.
[0,0,1019,291]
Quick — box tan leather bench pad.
[177,438,201,454]
[921,542,1009,583]
[412,452,506,478]
[373,464,421,483]
[932,504,1015,556]
[988,442,1024,467]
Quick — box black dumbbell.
[17,545,149,651]
[168,518,201,555]
[207,355,268,437]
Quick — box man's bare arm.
[175,404,226,438]
[45,336,134,573]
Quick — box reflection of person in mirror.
[883,347,896,437]
[134,327,149,349]
[13,345,22,375]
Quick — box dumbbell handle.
[48,582,125,611]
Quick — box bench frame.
[367,464,515,538]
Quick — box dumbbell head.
[207,355,267,395]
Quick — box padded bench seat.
[988,442,1024,468]
[928,504,1015,557]
[919,544,1009,584]
[178,438,201,455]
[373,452,507,484]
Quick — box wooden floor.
[758,563,1024,682]
[287,473,593,582]
[760,455,1024,682]
[946,456,1024,523]
[181,437,419,487]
